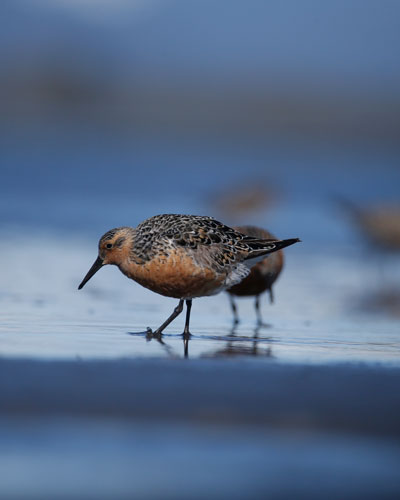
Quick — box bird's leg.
[229,295,239,324]
[255,295,263,325]
[269,287,274,304]
[183,299,192,337]
[255,296,272,328]
[152,299,184,336]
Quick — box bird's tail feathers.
[244,238,300,261]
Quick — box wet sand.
[2,357,400,435]
[1,358,400,499]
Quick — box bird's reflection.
[143,328,190,358]
[131,323,274,359]
[202,324,274,359]
[183,336,189,358]
[143,328,178,358]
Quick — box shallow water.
[0,230,399,364]
[1,128,400,363]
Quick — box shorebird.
[337,198,400,251]
[78,214,300,337]
[227,226,284,324]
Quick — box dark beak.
[78,256,104,290]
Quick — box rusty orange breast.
[119,247,225,299]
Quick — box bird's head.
[78,227,134,289]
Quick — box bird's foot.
[182,329,192,339]
[127,329,154,338]
[146,327,162,341]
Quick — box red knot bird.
[337,198,400,251]
[78,214,300,337]
[227,226,285,324]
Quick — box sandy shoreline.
[2,357,399,437]
[2,358,400,499]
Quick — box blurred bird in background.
[227,226,286,325]
[337,198,400,251]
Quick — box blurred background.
[2,0,400,234]
[2,0,400,312]
[1,1,400,498]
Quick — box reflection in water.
[128,329,178,358]
[130,328,191,359]
[145,328,177,358]
[183,336,189,358]
[202,325,274,359]
[129,325,274,359]
[146,328,190,358]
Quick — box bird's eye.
[106,243,113,249]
